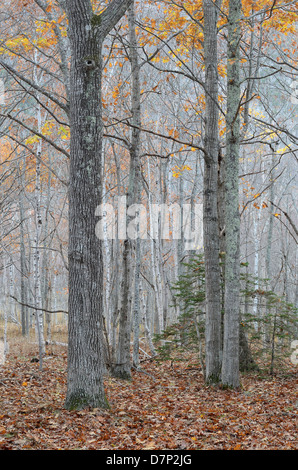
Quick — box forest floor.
[0,332,297,451]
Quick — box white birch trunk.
[33,52,45,364]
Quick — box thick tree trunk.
[64,0,132,410]
[65,1,106,410]
[221,0,242,388]
[203,0,222,384]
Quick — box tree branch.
[99,0,133,39]
[10,296,68,315]
[0,59,69,115]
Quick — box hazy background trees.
[0,0,297,405]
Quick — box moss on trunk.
[65,389,110,411]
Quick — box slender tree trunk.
[111,146,122,365]
[64,0,132,410]
[9,261,16,322]
[113,236,132,379]
[141,286,156,356]
[112,1,141,379]
[33,52,46,366]
[128,3,142,369]
[264,151,276,344]
[41,154,53,340]
[240,205,259,372]
[253,207,261,329]
[133,235,141,368]
[34,148,45,368]
[102,141,113,345]
[18,160,29,336]
[221,0,242,389]
[203,0,222,384]
[148,161,164,334]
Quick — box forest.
[0,0,297,452]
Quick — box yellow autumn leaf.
[25,135,40,145]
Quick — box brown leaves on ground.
[0,348,297,450]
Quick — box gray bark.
[64,0,132,410]
[202,0,222,384]
[18,159,29,337]
[112,2,141,379]
[221,0,242,388]
[33,148,45,367]
[131,5,142,365]
[33,74,46,366]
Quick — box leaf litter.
[0,348,297,450]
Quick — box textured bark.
[239,325,259,372]
[41,154,52,329]
[203,0,222,384]
[112,2,141,379]
[130,1,142,368]
[33,148,45,368]
[147,159,164,334]
[18,159,29,337]
[110,147,122,366]
[64,0,132,410]
[221,0,242,388]
[33,73,46,366]
[113,238,132,380]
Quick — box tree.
[220,0,242,388]
[111,2,142,379]
[64,0,133,411]
[202,0,222,384]
[0,0,297,405]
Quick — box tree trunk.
[111,2,141,378]
[18,159,29,337]
[203,0,222,384]
[64,0,132,410]
[239,324,259,372]
[221,0,242,389]
[33,148,45,368]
